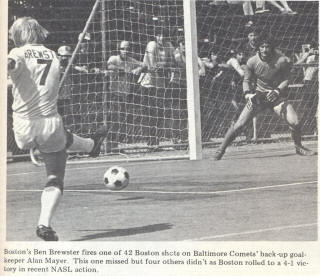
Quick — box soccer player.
[213,35,317,160]
[8,17,108,241]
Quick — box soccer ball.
[103,166,129,191]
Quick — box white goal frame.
[58,0,203,164]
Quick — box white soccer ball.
[103,166,129,191]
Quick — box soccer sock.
[219,124,239,152]
[38,186,62,227]
[68,134,94,153]
[291,126,302,147]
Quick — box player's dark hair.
[255,34,277,50]
[245,26,260,37]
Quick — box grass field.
[6,142,318,241]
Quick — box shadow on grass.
[72,223,173,241]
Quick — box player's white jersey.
[8,44,60,119]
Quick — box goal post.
[59,0,203,161]
[183,0,202,160]
[7,0,318,161]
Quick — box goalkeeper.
[214,34,317,160]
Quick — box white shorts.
[13,113,67,153]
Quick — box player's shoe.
[89,125,109,157]
[36,225,58,241]
[213,149,225,161]
[295,145,317,156]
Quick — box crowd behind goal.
[7,0,319,157]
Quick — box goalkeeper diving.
[214,34,317,160]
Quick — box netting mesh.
[60,0,188,153]
[7,0,319,158]
[197,1,318,143]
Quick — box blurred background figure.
[139,26,175,147]
[258,0,297,15]
[106,40,145,149]
[57,45,73,127]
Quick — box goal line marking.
[184,223,317,241]
[7,180,317,195]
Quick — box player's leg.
[214,103,258,160]
[273,102,316,155]
[65,125,109,157]
[36,149,67,241]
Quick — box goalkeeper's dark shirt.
[243,51,291,93]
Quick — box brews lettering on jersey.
[8,44,60,119]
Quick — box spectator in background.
[167,38,205,143]
[295,43,319,84]
[74,32,91,73]
[139,26,175,147]
[171,37,206,86]
[105,40,145,149]
[294,42,319,135]
[57,45,73,127]
[242,27,259,62]
[226,48,245,110]
[201,48,229,141]
[209,0,254,16]
[72,32,101,135]
[257,0,297,15]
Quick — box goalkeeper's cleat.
[295,145,317,156]
[213,149,225,161]
[89,125,109,157]
[36,225,58,241]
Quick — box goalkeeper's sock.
[219,125,239,154]
[68,134,94,153]
[290,125,302,147]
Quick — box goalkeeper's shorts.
[13,113,67,153]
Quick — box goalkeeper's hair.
[255,34,278,51]
[9,17,49,47]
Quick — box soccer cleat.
[295,145,317,156]
[36,225,58,241]
[89,125,109,157]
[213,149,225,161]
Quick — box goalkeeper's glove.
[266,89,280,103]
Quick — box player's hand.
[266,89,280,102]
[90,67,100,74]
[245,93,256,110]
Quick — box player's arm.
[130,58,146,75]
[229,58,244,78]
[243,62,253,94]
[243,61,257,109]
[145,41,157,70]
[198,57,206,77]
[8,58,16,71]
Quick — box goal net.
[59,0,189,157]
[7,0,318,160]
[197,0,318,145]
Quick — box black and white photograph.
[1,0,319,275]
